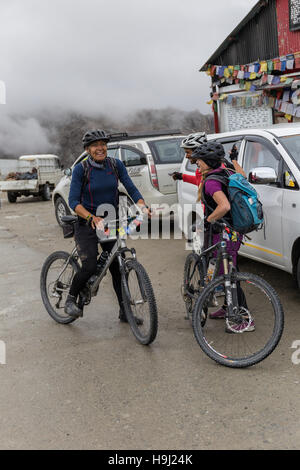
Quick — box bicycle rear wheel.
[121,259,158,345]
[40,251,80,324]
[192,272,284,368]
[182,253,206,322]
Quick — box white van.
[53,130,186,226]
[177,123,300,288]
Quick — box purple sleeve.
[204,180,223,197]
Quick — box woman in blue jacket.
[66,129,149,320]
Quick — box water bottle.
[207,259,216,281]
[207,258,219,307]
[126,215,143,235]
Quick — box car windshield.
[279,134,300,168]
[148,138,185,164]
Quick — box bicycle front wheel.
[192,272,284,368]
[121,259,158,345]
[40,251,80,324]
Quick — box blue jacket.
[68,157,143,215]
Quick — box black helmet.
[82,129,110,148]
[191,142,225,169]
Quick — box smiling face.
[87,140,108,161]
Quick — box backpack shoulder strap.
[202,170,230,214]
[205,168,231,185]
[107,156,120,180]
[80,158,90,200]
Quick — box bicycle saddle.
[61,215,77,224]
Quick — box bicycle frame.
[55,215,141,294]
[188,223,239,319]
[56,229,138,301]
[89,236,136,297]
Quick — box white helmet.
[181,132,207,149]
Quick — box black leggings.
[69,222,123,307]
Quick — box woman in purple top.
[191,142,254,331]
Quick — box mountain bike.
[184,221,284,368]
[40,215,158,345]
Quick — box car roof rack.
[108,129,183,142]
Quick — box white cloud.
[0,0,258,115]
[0,115,57,156]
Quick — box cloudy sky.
[0,0,259,119]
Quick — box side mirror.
[64,168,72,177]
[249,167,277,185]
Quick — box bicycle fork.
[220,242,239,320]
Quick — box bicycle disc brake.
[226,307,253,333]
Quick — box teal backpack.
[204,170,264,234]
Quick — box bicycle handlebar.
[207,218,235,233]
[211,220,226,229]
[103,215,144,230]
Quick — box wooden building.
[201,0,300,132]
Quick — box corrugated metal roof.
[200,0,279,70]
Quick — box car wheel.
[296,257,300,290]
[7,192,17,203]
[41,184,51,201]
[55,196,71,227]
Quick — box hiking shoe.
[209,307,226,319]
[64,294,83,318]
[226,319,255,334]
